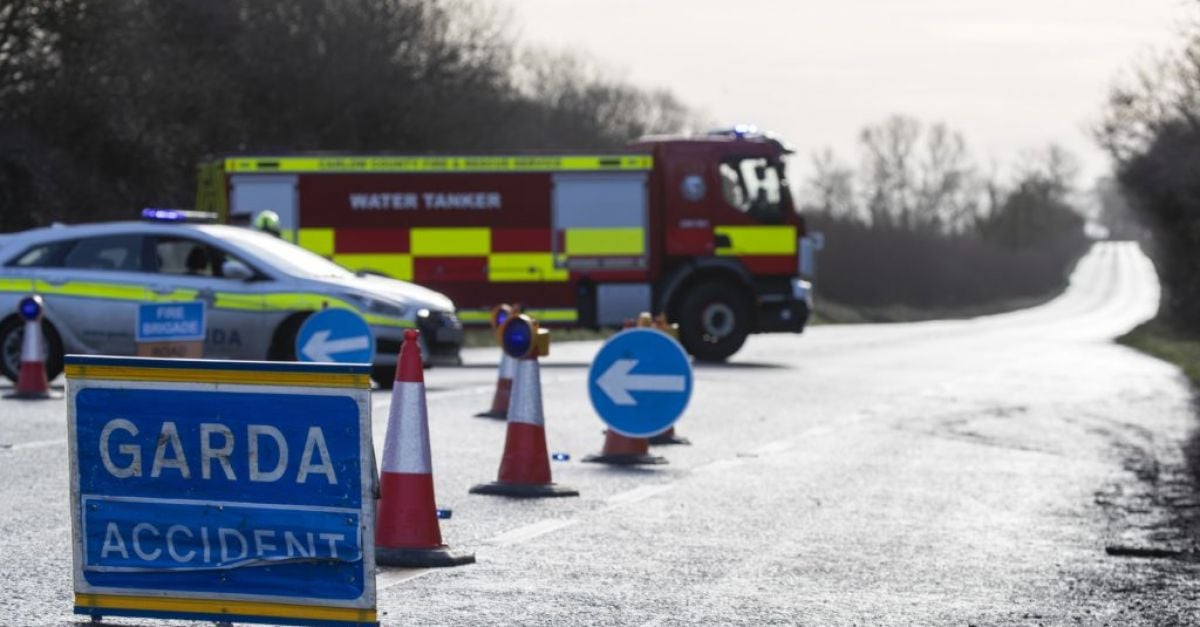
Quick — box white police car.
[0,211,463,387]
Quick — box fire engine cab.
[196,128,814,361]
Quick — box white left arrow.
[301,330,371,362]
[596,358,686,406]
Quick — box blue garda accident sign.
[66,355,378,627]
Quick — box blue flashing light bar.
[141,208,218,223]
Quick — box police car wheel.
[371,366,396,390]
[0,316,65,384]
[677,281,749,362]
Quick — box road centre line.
[2,438,65,451]
[602,484,675,509]
[377,567,433,590]
[487,517,580,546]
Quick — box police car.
[0,210,463,387]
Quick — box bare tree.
[804,147,857,217]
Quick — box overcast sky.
[497,0,1191,190]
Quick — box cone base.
[469,481,579,498]
[582,453,668,466]
[648,432,691,446]
[473,409,507,420]
[4,390,57,400]
[376,545,475,568]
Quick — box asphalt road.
[3,241,1199,626]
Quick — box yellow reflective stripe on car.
[410,227,490,256]
[213,293,262,311]
[34,280,145,301]
[297,228,335,256]
[0,278,34,293]
[144,289,200,302]
[362,313,413,328]
[333,254,414,281]
[261,293,414,328]
[714,226,797,256]
[224,155,653,173]
[564,228,645,256]
[487,253,568,282]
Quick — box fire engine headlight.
[340,292,408,318]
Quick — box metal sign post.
[66,356,378,627]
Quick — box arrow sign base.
[581,452,667,466]
[582,430,667,466]
[648,427,691,446]
[469,482,580,498]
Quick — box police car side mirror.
[222,259,253,281]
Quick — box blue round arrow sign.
[588,328,693,438]
[295,309,375,364]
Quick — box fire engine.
[196,128,814,361]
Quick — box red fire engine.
[196,128,813,360]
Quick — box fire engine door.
[230,175,299,241]
[552,173,649,271]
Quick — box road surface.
[2,241,1198,625]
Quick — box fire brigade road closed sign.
[65,355,378,627]
[295,309,375,364]
[588,328,693,438]
[135,302,206,343]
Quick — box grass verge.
[1118,319,1200,385]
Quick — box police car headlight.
[340,292,408,317]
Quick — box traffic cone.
[376,329,474,567]
[583,429,667,466]
[470,355,579,497]
[475,351,516,419]
[8,296,51,400]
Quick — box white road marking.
[753,440,797,455]
[692,458,747,475]
[3,438,65,451]
[602,484,674,509]
[487,517,579,546]
[377,567,433,590]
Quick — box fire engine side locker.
[229,175,299,239]
[551,172,652,326]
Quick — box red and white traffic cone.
[470,355,578,497]
[9,295,51,400]
[582,429,667,466]
[475,351,516,419]
[375,329,474,567]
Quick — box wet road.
[3,241,1198,625]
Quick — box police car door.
[40,234,149,355]
[147,235,265,359]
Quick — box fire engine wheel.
[0,316,65,384]
[677,282,750,362]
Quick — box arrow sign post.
[295,308,375,364]
[588,328,693,438]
